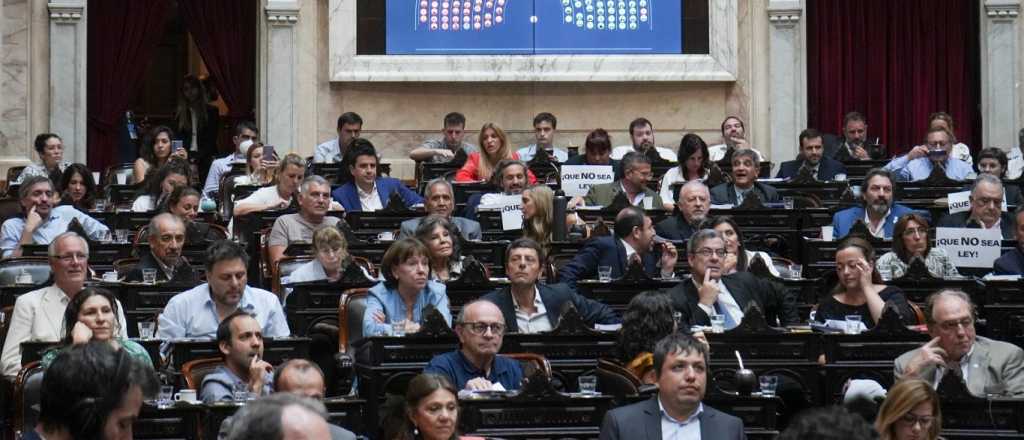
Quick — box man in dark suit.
[398,178,481,241]
[599,333,746,440]
[665,229,798,329]
[710,149,780,205]
[481,238,619,333]
[656,181,709,241]
[938,174,1018,239]
[331,141,424,212]
[994,207,1024,275]
[558,206,678,288]
[126,213,197,283]
[777,128,848,181]
[825,111,884,161]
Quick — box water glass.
[788,264,802,280]
[232,382,250,402]
[597,266,613,282]
[577,375,598,394]
[138,321,156,339]
[157,385,174,408]
[709,314,726,334]
[391,321,407,337]
[759,375,778,397]
[783,197,794,210]
[115,229,129,244]
[845,315,863,335]
[93,198,107,212]
[142,269,158,284]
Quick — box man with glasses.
[937,174,1017,239]
[1,232,128,378]
[424,300,523,391]
[409,112,478,164]
[580,152,663,208]
[665,229,798,330]
[267,175,346,269]
[884,127,973,182]
[126,213,197,283]
[1,175,109,258]
[896,289,1024,396]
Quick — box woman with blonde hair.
[455,122,536,183]
[875,379,942,440]
[522,184,554,245]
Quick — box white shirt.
[1008,148,1023,180]
[621,239,638,263]
[131,195,156,212]
[313,138,342,164]
[862,208,891,238]
[745,250,782,277]
[1,285,129,378]
[512,287,551,334]
[695,278,744,325]
[610,145,678,162]
[229,186,293,235]
[357,182,384,212]
[659,167,690,206]
[659,397,703,440]
[707,144,765,163]
[952,142,973,166]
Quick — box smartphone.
[171,140,183,152]
[263,145,276,161]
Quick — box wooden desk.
[21,339,161,369]
[459,393,613,439]
[136,398,367,439]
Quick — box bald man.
[424,300,524,391]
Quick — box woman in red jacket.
[455,122,536,183]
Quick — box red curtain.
[178,0,257,123]
[86,0,170,171]
[807,0,980,157]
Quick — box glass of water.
[788,264,802,280]
[93,198,107,212]
[845,315,863,335]
[597,266,613,282]
[759,375,778,397]
[709,314,726,334]
[115,229,129,244]
[783,197,794,210]
[577,375,598,395]
[391,321,407,337]
[232,382,250,402]
[142,269,158,284]
[138,321,156,339]
[157,385,174,408]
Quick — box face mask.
[238,139,254,155]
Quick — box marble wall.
[0,0,31,170]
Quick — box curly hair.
[613,291,676,364]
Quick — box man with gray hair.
[225,393,332,440]
[896,289,1024,396]
[665,229,797,330]
[656,181,710,241]
[937,174,1017,239]
[710,149,780,206]
[267,175,346,268]
[127,213,196,283]
[0,232,128,378]
[399,178,481,241]
[0,175,109,258]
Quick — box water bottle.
[553,190,567,241]
[126,111,137,140]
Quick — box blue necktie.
[713,301,739,330]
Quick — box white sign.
[935,227,1003,268]
[947,190,1009,214]
[493,194,523,231]
[560,165,615,197]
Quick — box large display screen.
[386,0,683,55]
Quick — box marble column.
[1,0,30,169]
[47,1,87,164]
[263,1,300,152]
[981,0,1020,149]
[766,0,806,164]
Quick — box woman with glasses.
[875,379,941,440]
[700,216,781,277]
[876,214,959,281]
[415,215,465,282]
[815,237,916,329]
[40,288,151,369]
[364,238,452,337]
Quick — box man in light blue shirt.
[883,127,974,182]
[516,112,569,162]
[158,240,289,352]
[202,121,259,198]
[0,176,109,258]
[314,112,362,164]
[200,311,275,403]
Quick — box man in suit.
[895,289,1024,396]
[599,332,746,440]
[826,111,884,161]
[710,149,780,206]
[994,206,1024,275]
[126,213,197,284]
[581,151,664,208]
[481,238,619,333]
[463,160,528,221]
[656,181,710,241]
[937,174,1018,239]
[398,178,481,241]
[558,206,678,288]
[777,128,848,181]
[665,229,798,329]
[832,168,919,239]
[331,140,424,212]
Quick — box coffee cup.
[174,389,199,403]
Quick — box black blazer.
[827,138,885,161]
[994,248,1024,275]
[655,215,698,241]
[125,251,198,284]
[664,272,799,328]
[599,396,746,440]
[557,236,662,289]
[480,282,620,332]
[936,211,1017,240]
[709,182,781,206]
[776,156,848,181]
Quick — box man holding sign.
[938,174,1017,239]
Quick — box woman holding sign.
[455,123,536,184]
[815,237,917,330]
[876,214,959,281]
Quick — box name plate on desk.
[935,227,1002,268]
[560,165,614,197]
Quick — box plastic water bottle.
[126,111,137,140]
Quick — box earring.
[413,426,420,436]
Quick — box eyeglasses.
[897,413,935,428]
[937,317,974,332]
[54,252,88,263]
[691,248,730,258]
[459,322,506,335]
